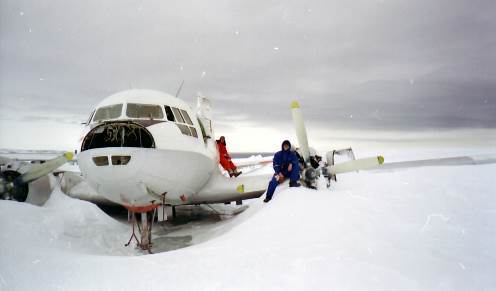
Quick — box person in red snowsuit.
[216,136,242,177]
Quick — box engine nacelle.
[0,170,29,202]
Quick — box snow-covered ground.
[1,148,496,291]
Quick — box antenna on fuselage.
[175,80,185,98]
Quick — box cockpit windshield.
[126,103,164,119]
[92,104,123,122]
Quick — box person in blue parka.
[263,140,300,202]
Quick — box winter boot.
[289,181,301,187]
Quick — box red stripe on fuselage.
[123,204,160,213]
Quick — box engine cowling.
[0,170,29,202]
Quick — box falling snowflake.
[234,30,239,35]
[273,47,279,50]
[19,11,24,16]
[201,71,206,78]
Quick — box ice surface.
[1,149,495,290]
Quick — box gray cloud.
[1,0,495,134]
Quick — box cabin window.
[111,155,131,165]
[171,107,185,123]
[126,104,164,119]
[93,104,123,122]
[164,106,175,121]
[92,156,109,166]
[180,109,193,125]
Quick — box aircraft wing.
[0,149,80,174]
[192,169,272,204]
[0,150,67,163]
[232,155,273,168]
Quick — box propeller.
[15,152,74,184]
[290,101,384,188]
[327,156,384,175]
[291,101,310,163]
[1,152,74,201]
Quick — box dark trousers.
[265,166,300,200]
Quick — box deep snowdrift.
[0,189,134,257]
[1,150,495,291]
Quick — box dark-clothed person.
[264,140,300,202]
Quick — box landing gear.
[125,208,157,254]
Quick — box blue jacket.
[273,140,299,174]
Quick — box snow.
[0,188,133,257]
[1,148,496,291]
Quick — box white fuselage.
[77,89,220,208]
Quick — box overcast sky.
[1,0,495,151]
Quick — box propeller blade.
[291,101,310,162]
[327,156,384,175]
[15,152,74,185]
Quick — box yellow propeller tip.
[64,152,74,161]
[291,101,300,109]
[377,155,384,165]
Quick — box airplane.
[1,88,495,252]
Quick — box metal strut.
[125,212,140,247]
[125,210,156,254]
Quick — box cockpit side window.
[176,124,192,136]
[189,126,198,138]
[180,109,193,125]
[126,104,164,119]
[93,104,123,122]
[164,106,175,121]
[171,107,185,123]
[169,106,199,139]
